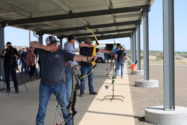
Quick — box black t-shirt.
[116,50,126,62]
[35,48,75,85]
[80,47,99,66]
[1,47,19,67]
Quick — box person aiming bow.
[79,39,112,97]
[30,36,96,125]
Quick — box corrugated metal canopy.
[0,0,155,40]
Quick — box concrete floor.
[0,64,135,125]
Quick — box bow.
[79,27,99,79]
[86,27,99,67]
[54,66,81,125]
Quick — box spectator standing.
[0,42,19,93]
[26,47,37,78]
[20,48,29,73]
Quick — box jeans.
[80,65,94,94]
[29,65,36,77]
[36,83,72,125]
[4,64,19,92]
[65,66,73,101]
[21,61,29,73]
[116,60,125,77]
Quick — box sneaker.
[89,91,97,95]
[116,76,121,79]
[15,90,19,94]
[6,89,10,93]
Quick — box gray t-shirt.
[64,41,75,54]
[35,48,75,85]
[64,41,78,67]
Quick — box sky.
[4,0,187,52]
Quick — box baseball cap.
[6,42,12,45]
[68,35,76,41]
[85,39,92,44]
[45,36,58,44]
[116,43,121,47]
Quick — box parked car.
[96,52,105,63]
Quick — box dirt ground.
[129,64,187,125]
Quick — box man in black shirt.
[30,36,95,125]
[79,39,111,96]
[1,42,19,93]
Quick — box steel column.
[58,37,63,49]
[131,35,133,62]
[38,34,43,44]
[143,9,150,80]
[163,0,175,110]
[136,24,141,70]
[130,35,135,63]
[133,31,137,63]
[0,26,5,80]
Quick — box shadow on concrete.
[86,110,146,122]
[0,72,39,93]
[75,64,109,124]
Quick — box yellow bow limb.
[86,27,98,67]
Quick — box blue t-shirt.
[35,48,75,85]
[114,48,120,54]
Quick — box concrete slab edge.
[145,106,187,125]
[134,79,159,88]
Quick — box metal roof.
[0,0,154,40]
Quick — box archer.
[30,36,96,125]
[79,39,112,97]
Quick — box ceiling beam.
[39,20,139,34]
[2,5,145,25]
[77,33,131,42]
[62,28,135,38]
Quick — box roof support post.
[38,33,43,45]
[133,31,137,63]
[134,7,158,87]
[130,35,134,63]
[143,8,150,80]
[136,23,141,70]
[143,3,186,125]
[163,0,175,110]
[58,37,63,49]
[0,26,5,80]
